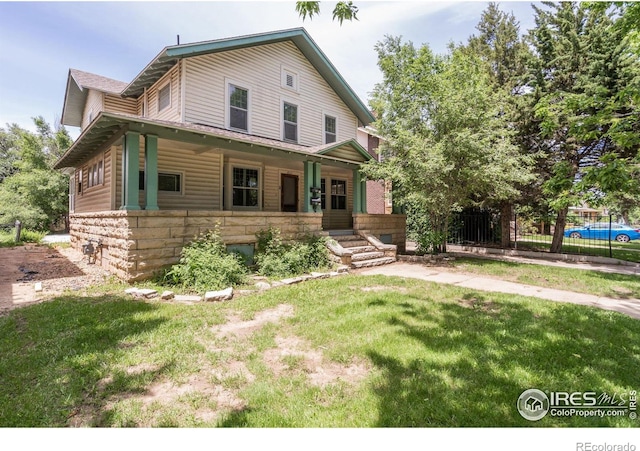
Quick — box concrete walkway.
[359,262,640,320]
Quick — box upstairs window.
[158,83,171,112]
[229,85,249,131]
[283,102,298,143]
[324,115,336,144]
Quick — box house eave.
[54,113,367,171]
[121,28,375,126]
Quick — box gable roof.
[310,140,372,162]
[61,69,128,127]
[121,28,374,125]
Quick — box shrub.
[164,227,247,291]
[254,227,330,278]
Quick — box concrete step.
[337,240,370,248]
[351,251,385,262]
[351,257,396,269]
[348,245,377,254]
[331,234,362,242]
[327,230,356,237]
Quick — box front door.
[281,174,298,212]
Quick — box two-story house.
[54,28,406,281]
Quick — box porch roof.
[53,112,371,170]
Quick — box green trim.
[122,131,141,210]
[144,135,159,210]
[315,139,372,162]
[121,28,374,125]
[353,169,362,214]
[303,161,314,213]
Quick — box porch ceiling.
[53,112,366,170]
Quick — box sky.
[0,1,541,138]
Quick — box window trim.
[323,113,338,144]
[157,82,171,112]
[225,78,252,133]
[138,170,184,195]
[281,66,299,92]
[87,155,104,190]
[227,163,262,211]
[282,100,299,143]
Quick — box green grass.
[516,235,640,263]
[451,257,640,299]
[0,229,48,247]
[1,275,638,427]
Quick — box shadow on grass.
[0,295,167,427]
[366,289,640,427]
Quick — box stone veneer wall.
[352,213,407,252]
[70,210,323,282]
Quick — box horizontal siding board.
[104,94,137,116]
[184,41,358,146]
[81,90,103,130]
[75,149,112,212]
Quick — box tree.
[0,118,72,230]
[363,36,532,253]
[527,2,639,252]
[295,1,358,25]
[464,2,534,247]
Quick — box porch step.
[331,234,362,242]
[335,239,370,248]
[351,251,385,262]
[348,245,377,254]
[327,230,357,237]
[351,257,396,269]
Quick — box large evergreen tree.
[528,2,639,252]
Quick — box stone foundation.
[70,210,323,282]
[353,213,407,252]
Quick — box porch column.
[121,131,140,210]
[303,161,314,213]
[353,168,366,214]
[144,134,159,210]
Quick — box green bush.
[20,229,47,243]
[255,227,330,278]
[0,228,47,247]
[164,228,247,291]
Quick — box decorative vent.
[286,73,294,88]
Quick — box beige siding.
[184,41,358,146]
[146,64,181,122]
[81,90,103,130]
[135,141,222,210]
[323,147,368,162]
[74,148,112,212]
[104,94,137,116]
[263,166,304,212]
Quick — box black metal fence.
[445,211,640,262]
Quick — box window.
[281,68,298,91]
[324,115,336,144]
[158,83,171,112]
[283,102,298,142]
[77,169,83,194]
[138,171,182,193]
[232,167,259,208]
[87,160,103,188]
[331,179,346,210]
[229,84,248,131]
[320,178,326,210]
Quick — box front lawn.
[1,275,638,427]
[451,257,640,299]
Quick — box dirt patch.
[0,245,113,315]
[264,335,370,387]
[214,304,294,339]
[458,296,501,315]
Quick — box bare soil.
[0,244,113,315]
